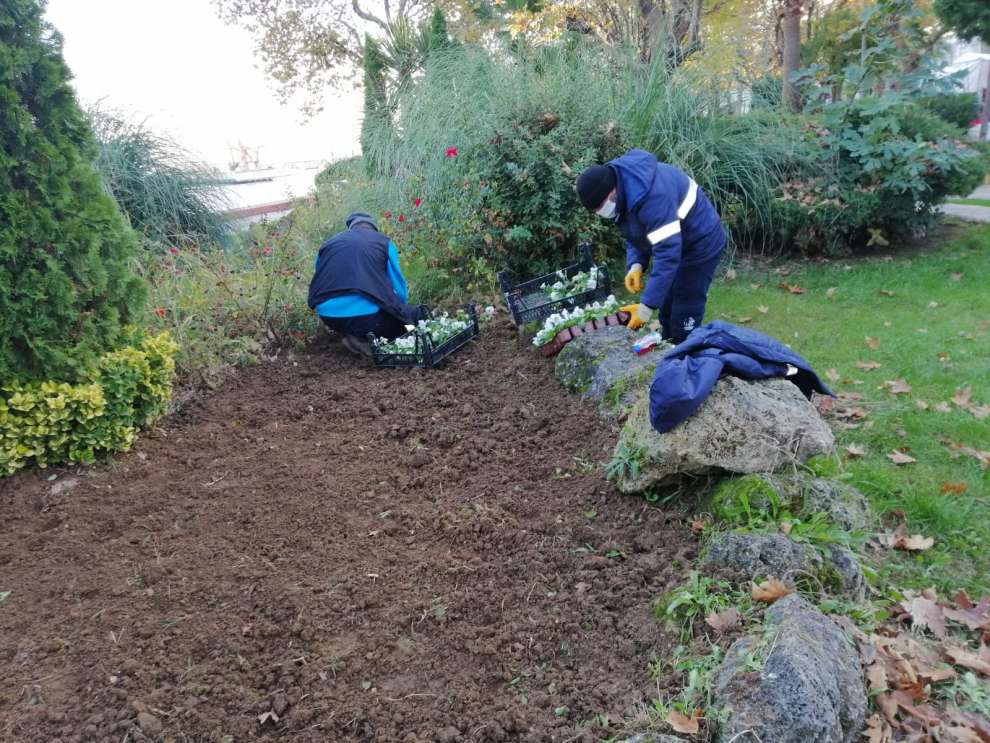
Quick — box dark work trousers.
[658,251,723,344]
[321,309,420,341]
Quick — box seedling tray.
[368,304,479,368]
[498,243,611,326]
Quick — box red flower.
[153,307,165,317]
[169,247,179,255]
[398,213,406,222]
[445,146,458,157]
[413,197,422,207]
[262,246,273,256]
[383,211,393,219]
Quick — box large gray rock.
[612,378,835,492]
[713,594,866,743]
[554,326,668,420]
[700,533,864,598]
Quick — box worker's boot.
[341,334,373,358]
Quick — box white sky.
[45,0,362,169]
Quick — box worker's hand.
[624,263,644,294]
[620,303,654,331]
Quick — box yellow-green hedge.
[0,332,178,476]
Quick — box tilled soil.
[0,324,697,742]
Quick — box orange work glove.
[619,303,654,331]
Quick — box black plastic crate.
[368,304,479,368]
[498,243,611,326]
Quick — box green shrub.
[0,332,178,476]
[1,0,146,383]
[919,92,980,130]
[89,106,231,247]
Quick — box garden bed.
[0,324,696,742]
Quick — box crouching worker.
[307,211,426,357]
[576,150,726,343]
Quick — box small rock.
[614,735,688,743]
[713,594,866,743]
[136,711,162,737]
[435,725,461,742]
[272,693,289,716]
[49,477,80,498]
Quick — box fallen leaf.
[826,287,837,299]
[879,525,934,551]
[866,336,880,350]
[943,597,990,632]
[750,283,762,290]
[885,379,912,395]
[887,450,917,465]
[916,327,928,333]
[838,392,863,401]
[943,440,990,468]
[690,518,708,533]
[956,590,976,610]
[751,577,793,603]
[846,444,867,458]
[736,316,753,323]
[876,693,899,725]
[938,352,951,362]
[942,724,985,743]
[884,321,892,328]
[946,645,990,676]
[826,368,840,382]
[863,714,893,743]
[891,691,942,726]
[779,282,805,294]
[951,272,964,281]
[258,711,280,725]
[935,402,953,413]
[971,405,990,420]
[878,289,895,297]
[866,663,889,694]
[667,709,701,734]
[814,394,835,415]
[857,361,883,371]
[757,304,769,314]
[901,594,948,638]
[916,399,930,410]
[779,521,793,535]
[928,301,940,309]
[954,387,973,408]
[940,482,968,495]
[705,607,741,633]
[725,268,737,281]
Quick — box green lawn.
[947,198,990,208]
[705,226,990,593]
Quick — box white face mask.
[596,198,617,219]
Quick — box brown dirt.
[0,323,697,743]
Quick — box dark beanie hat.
[345,211,379,231]
[575,165,616,210]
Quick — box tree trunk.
[981,61,990,141]
[781,0,803,113]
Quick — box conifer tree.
[0,0,145,383]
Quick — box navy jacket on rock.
[649,321,833,433]
[609,149,726,310]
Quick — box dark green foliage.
[89,107,230,247]
[0,0,145,383]
[426,7,454,55]
[934,0,990,42]
[919,92,981,130]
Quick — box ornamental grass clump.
[532,295,619,347]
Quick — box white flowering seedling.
[532,295,620,347]
[374,311,472,358]
[540,266,601,302]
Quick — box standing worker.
[575,149,726,343]
[308,212,426,357]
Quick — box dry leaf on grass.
[943,440,990,468]
[779,282,806,294]
[916,400,930,410]
[887,450,917,465]
[751,577,793,603]
[866,336,881,350]
[944,598,990,632]
[826,368,841,382]
[940,482,968,495]
[879,525,934,551]
[725,268,737,281]
[705,608,741,633]
[885,378,912,395]
[667,709,701,734]
[736,316,753,323]
[814,394,835,415]
[928,301,940,308]
[935,401,954,413]
[879,289,896,297]
[954,387,973,408]
[946,645,990,676]
[857,361,883,371]
[846,444,867,458]
[779,521,793,536]
[950,272,964,281]
[826,287,837,299]
[901,595,948,638]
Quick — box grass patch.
[708,225,990,593]
[946,198,990,208]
